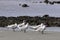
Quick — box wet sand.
[0,31,60,40]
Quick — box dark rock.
[22,4,29,7]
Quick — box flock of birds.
[7,21,46,34]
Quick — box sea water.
[0,0,60,17]
[0,27,60,32]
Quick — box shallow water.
[0,27,60,32]
[45,27,60,32]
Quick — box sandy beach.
[0,30,60,40]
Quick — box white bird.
[29,24,41,29]
[29,23,46,34]
[29,23,43,29]
[17,22,25,27]
[35,25,46,34]
[17,20,26,27]
[17,23,29,32]
[7,23,17,31]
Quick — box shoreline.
[0,31,60,40]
